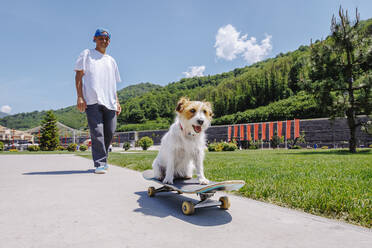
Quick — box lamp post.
[12,129,15,149]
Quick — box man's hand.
[77,96,87,112]
[116,102,122,116]
[75,70,86,112]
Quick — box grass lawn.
[80,149,371,228]
[0,151,90,155]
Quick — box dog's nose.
[197,119,204,125]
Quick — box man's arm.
[75,70,87,112]
[116,93,121,116]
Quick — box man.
[74,28,121,174]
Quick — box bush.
[291,145,302,149]
[67,143,77,152]
[369,144,372,148]
[208,142,237,152]
[249,144,258,149]
[9,149,18,152]
[321,146,329,149]
[123,142,131,151]
[79,145,88,151]
[270,134,283,149]
[138,136,153,150]
[222,142,238,151]
[0,141,3,151]
[56,146,66,151]
[208,143,217,152]
[27,145,40,152]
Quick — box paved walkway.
[0,154,371,248]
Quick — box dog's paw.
[162,177,174,185]
[156,176,164,181]
[198,178,209,185]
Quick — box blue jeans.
[86,104,117,167]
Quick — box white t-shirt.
[74,49,121,111]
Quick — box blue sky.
[1,0,371,114]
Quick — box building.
[0,125,34,147]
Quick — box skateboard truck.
[148,186,230,215]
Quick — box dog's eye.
[190,109,196,113]
[203,110,207,114]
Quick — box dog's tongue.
[193,125,202,133]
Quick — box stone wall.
[114,116,372,148]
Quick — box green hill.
[1,17,371,131]
[0,82,161,130]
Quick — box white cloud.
[1,105,11,114]
[182,65,206,78]
[214,24,272,64]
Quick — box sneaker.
[103,164,109,170]
[95,166,107,174]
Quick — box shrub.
[240,140,249,149]
[79,145,88,151]
[67,143,77,152]
[369,144,372,148]
[123,142,131,151]
[208,143,217,152]
[9,149,18,152]
[222,142,238,151]
[321,146,329,149]
[56,146,66,151]
[214,143,224,152]
[291,145,301,149]
[27,145,40,152]
[270,134,282,149]
[138,136,153,150]
[0,141,3,151]
[249,144,258,149]
[208,142,237,152]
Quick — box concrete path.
[0,154,370,248]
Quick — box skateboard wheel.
[182,201,195,215]
[148,187,156,197]
[219,196,230,210]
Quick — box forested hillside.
[118,17,371,127]
[1,17,371,131]
[0,82,161,130]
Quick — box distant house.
[26,122,89,145]
[0,125,34,144]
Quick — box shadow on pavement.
[134,191,232,226]
[23,169,95,175]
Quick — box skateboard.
[142,169,245,215]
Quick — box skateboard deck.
[142,169,245,215]
[143,169,245,194]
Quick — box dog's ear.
[176,97,189,113]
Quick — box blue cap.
[93,28,111,42]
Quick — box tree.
[40,111,59,151]
[308,7,372,153]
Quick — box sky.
[1,0,371,115]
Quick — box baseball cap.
[93,28,111,42]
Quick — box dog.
[152,97,213,185]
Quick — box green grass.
[0,151,90,155]
[79,149,372,228]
